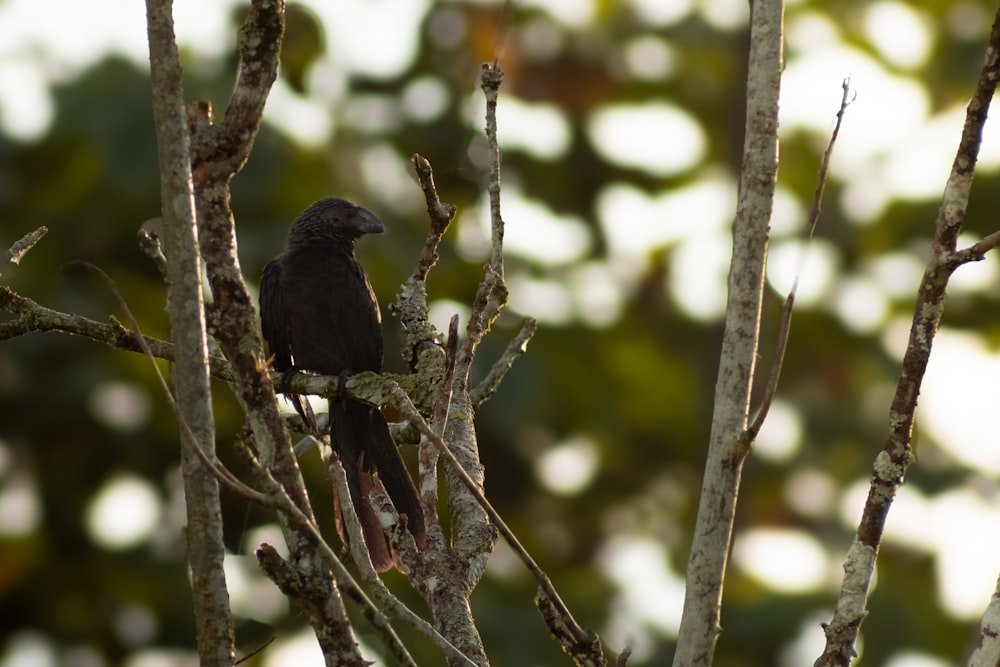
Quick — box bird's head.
[288,197,384,247]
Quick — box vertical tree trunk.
[672,1,783,665]
[145,1,233,665]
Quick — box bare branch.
[674,0,783,664]
[411,153,457,283]
[952,228,1000,264]
[145,2,232,663]
[746,79,853,440]
[816,6,1000,665]
[137,224,169,280]
[470,317,537,408]
[459,63,508,381]
[0,285,236,377]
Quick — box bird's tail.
[330,399,426,572]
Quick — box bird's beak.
[356,208,385,235]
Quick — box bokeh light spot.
[498,192,591,265]
[920,330,1000,474]
[627,0,693,26]
[535,435,600,495]
[90,382,152,432]
[831,276,889,334]
[569,262,625,327]
[698,0,750,31]
[766,238,839,307]
[0,631,56,667]
[784,469,837,520]
[755,400,802,462]
[507,275,574,325]
[733,528,829,593]
[587,103,706,177]
[864,2,933,70]
[225,553,288,622]
[621,37,677,81]
[0,473,41,537]
[669,232,731,322]
[113,604,157,646]
[401,76,450,123]
[496,98,572,160]
[86,475,161,550]
[598,535,685,656]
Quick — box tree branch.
[145,2,232,665]
[816,6,1000,666]
[674,1,783,665]
[470,317,537,408]
[746,78,853,440]
[181,1,367,662]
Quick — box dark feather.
[260,258,317,431]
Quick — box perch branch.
[0,286,235,381]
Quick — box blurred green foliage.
[2,1,1000,666]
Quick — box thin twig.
[411,153,457,282]
[952,228,1000,264]
[459,63,508,379]
[745,79,853,440]
[470,318,537,408]
[137,224,169,280]
[0,286,235,380]
[69,262,267,505]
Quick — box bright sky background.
[2,0,1000,665]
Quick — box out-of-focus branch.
[673,1,783,665]
[145,2,232,665]
[1,226,48,277]
[816,7,1000,667]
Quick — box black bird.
[259,197,426,571]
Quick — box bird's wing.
[260,258,293,371]
[261,257,318,432]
